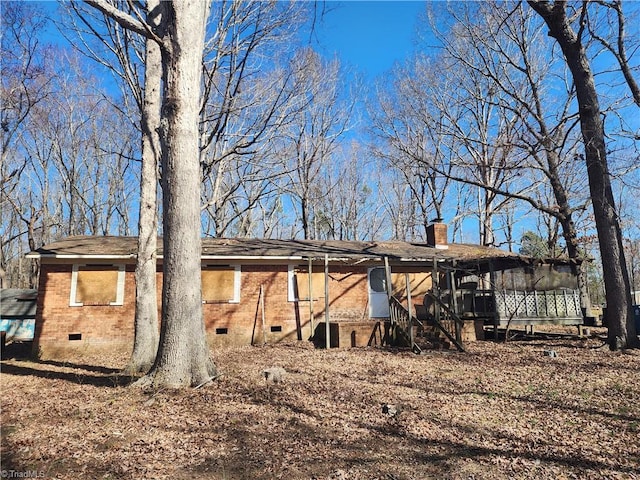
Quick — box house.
[0,289,38,347]
[26,224,583,355]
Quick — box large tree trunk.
[140,0,216,387]
[85,0,216,385]
[126,0,162,375]
[546,146,591,314]
[528,1,637,349]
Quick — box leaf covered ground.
[1,332,639,479]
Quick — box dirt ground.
[1,331,639,480]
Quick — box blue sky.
[40,1,427,83]
[40,1,426,80]
[313,1,427,78]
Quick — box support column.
[324,254,330,349]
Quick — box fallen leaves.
[1,334,639,479]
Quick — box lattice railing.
[493,289,581,322]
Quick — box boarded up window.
[70,265,125,306]
[292,269,325,301]
[202,266,239,303]
[390,272,432,298]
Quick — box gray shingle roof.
[28,235,536,267]
[0,289,37,319]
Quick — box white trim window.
[201,265,241,304]
[70,264,126,307]
[287,265,324,302]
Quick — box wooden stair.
[388,295,465,353]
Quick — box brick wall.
[33,261,381,354]
[33,264,138,355]
[207,264,371,347]
[426,223,448,248]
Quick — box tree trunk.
[547,146,590,315]
[27,214,39,288]
[528,0,637,349]
[139,0,216,387]
[126,1,162,375]
[301,196,310,239]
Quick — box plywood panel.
[76,267,118,305]
[294,271,325,300]
[202,268,235,302]
[390,272,432,298]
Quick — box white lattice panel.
[555,295,567,316]
[496,290,582,319]
[525,294,537,315]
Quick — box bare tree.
[312,142,383,241]
[370,57,458,239]
[279,48,355,239]
[424,2,603,315]
[528,0,637,349]
[86,0,216,386]
[586,0,640,108]
[375,168,421,241]
[436,3,589,253]
[0,3,54,288]
[198,1,306,237]
[64,0,161,373]
[131,1,161,374]
[30,51,135,238]
[69,0,218,373]
[372,49,525,246]
[1,18,137,288]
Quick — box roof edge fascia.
[26,253,137,260]
[27,253,447,263]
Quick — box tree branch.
[83,0,160,43]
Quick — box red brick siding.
[34,262,381,353]
[205,265,373,346]
[34,263,137,353]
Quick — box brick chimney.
[426,222,448,249]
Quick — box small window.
[202,265,241,303]
[369,267,387,293]
[215,328,228,335]
[70,264,125,306]
[270,325,282,332]
[288,265,325,302]
[68,333,82,341]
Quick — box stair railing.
[423,291,466,352]
[389,296,423,352]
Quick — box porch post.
[449,267,462,344]
[309,257,314,335]
[489,260,498,340]
[405,272,414,346]
[432,259,440,327]
[324,254,330,349]
[384,257,393,322]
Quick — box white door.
[368,267,390,318]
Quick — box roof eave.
[26,253,137,260]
